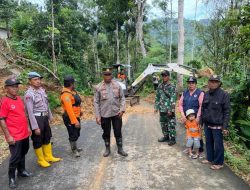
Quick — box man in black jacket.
[201,75,230,170]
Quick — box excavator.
[113,63,202,106]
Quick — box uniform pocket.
[100,92,108,100]
[113,88,120,98]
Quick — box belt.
[34,112,49,116]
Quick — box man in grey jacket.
[94,67,128,157]
[24,72,61,168]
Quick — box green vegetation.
[0,0,249,178]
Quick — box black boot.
[116,138,128,157]
[9,166,17,189]
[168,137,176,146]
[70,141,80,157]
[158,136,169,142]
[103,139,111,157]
[17,158,32,177]
[75,141,83,152]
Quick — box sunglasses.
[187,82,196,84]
[161,75,169,77]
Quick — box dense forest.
[0,0,249,180]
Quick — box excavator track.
[126,95,140,106]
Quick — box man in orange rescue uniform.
[61,75,82,157]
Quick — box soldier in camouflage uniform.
[154,70,177,146]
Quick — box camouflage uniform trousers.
[159,112,176,138]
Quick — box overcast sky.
[28,0,210,20]
[147,0,210,20]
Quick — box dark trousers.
[31,116,52,149]
[101,115,122,141]
[63,114,81,142]
[9,137,29,173]
[199,139,204,153]
[204,125,224,165]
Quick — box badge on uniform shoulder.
[26,96,31,100]
[65,96,70,102]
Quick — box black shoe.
[158,136,169,142]
[70,141,80,157]
[103,147,111,157]
[103,139,111,157]
[116,138,128,157]
[118,147,128,157]
[75,141,83,152]
[17,170,33,177]
[77,148,83,152]
[9,178,17,189]
[9,166,17,188]
[168,140,176,146]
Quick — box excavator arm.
[129,63,195,95]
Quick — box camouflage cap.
[161,70,170,76]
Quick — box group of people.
[154,70,230,171]
[0,67,230,189]
[0,68,128,189]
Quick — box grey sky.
[27,0,210,20]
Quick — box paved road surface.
[0,103,249,190]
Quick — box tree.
[96,0,130,65]
[177,0,184,91]
[0,0,17,38]
[135,0,147,58]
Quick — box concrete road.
[0,103,249,190]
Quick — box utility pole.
[191,0,198,60]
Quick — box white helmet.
[186,109,195,117]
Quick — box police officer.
[60,75,82,157]
[24,72,61,168]
[154,70,177,146]
[201,75,230,170]
[94,67,128,157]
[0,78,32,188]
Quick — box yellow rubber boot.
[42,143,61,163]
[34,148,51,168]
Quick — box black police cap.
[64,75,75,83]
[187,76,197,83]
[5,78,21,86]
[102,67,113,74]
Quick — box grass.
[224,140,250,185]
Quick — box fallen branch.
[16,55,60,82]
